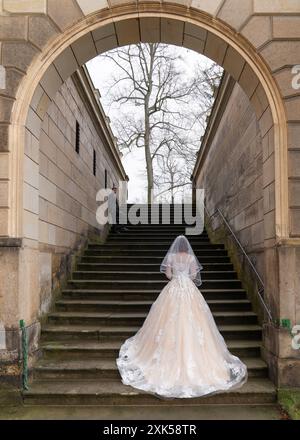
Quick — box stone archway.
[1,1,299,387]
[9,6,288,242]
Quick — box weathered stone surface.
[250,84,269,120]
[0,68,24,100]
[254,0,300,14]
[115,19,140,46]
[183,34,205,53]
[23,182,39,215]
[287,123,300,149]
[0,124,9,152]
[92,22,115,41]
[190,0,223,16]
[26,107,42,139]
[264,183,275,214]
[242,16,272,49]
[274,68,300,99]
[28,16,59,50]
[24,129,39,164]
[261,41,300,72]
[273,16,300,38]
[204,32,227,66]
[264,209,276,239]
[36,93,51,120]
[71,33,97,65]
[289,180,300,207]
[140,17,160,43]
[0,181,9,207]
[95,35,118,54]
[290,208,300,235]
[40,64,63,99]
[3,0,46,13]
[259,107,273,138]
[0,16,27,40]
[277,359,300,387]
[54,47,78,81]
[39,252,52,315]
[161,18,184,46]
[0,208,9,235]
[218,0,252,31]
[285,97,300,121]
[48,0,83,31]
[184,22,207,41]
[195,80,264,255]
[76,0,108,15]
[263,153,275,188]
[222,46,245,81]
[239,64,260,100]
[0,96,14,123]
[2,42,39,73]
[0,153,9,179]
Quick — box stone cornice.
[192,72,236,182]
[71,65,128,181]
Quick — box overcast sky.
[86,46,215,202]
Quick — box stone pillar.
[263,242,300,387]
[0,238,41,383]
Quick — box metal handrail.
[204,205,273,322]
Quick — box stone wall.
[194,74,265,278]
[0,67,127,378]
[25,67,125,317]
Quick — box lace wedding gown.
[116,251,248,399]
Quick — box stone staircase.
[23,207,277,409]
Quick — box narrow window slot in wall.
[75,121,80,154]
[105,169,108,189]
[93,149,96,176]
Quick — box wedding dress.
[116,235,248,399]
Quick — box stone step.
[47,311,258,326]
[76,262,235,271]
[84,248,228,256]
[41,324,262,342]
[5,403,284,420]
[32,358,268,381]
[89,242,217,249]
[22,378,276,406]
[107,235,209,241]
[41,339,262,360]
[72,270,238,281]
[80,255,231,264]
[55,298,253,313]
[67,279,243,290]
[109,224,206,228]
[61,288,248,301]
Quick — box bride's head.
[176,235,190,254]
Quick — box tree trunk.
[144,105,153,204]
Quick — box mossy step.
[61,288,248,301]
[47,310,258,326]
[41,339,262,360]
[22,378,277,406]
[77,263,235,270]
[80,256,231,263]
[32,357,268,380]
[71,271,238,281]
[41,324,262,342]
[55,298,252,312]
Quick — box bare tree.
[99,43,222,203]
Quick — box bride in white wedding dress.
[116,235,248,399]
